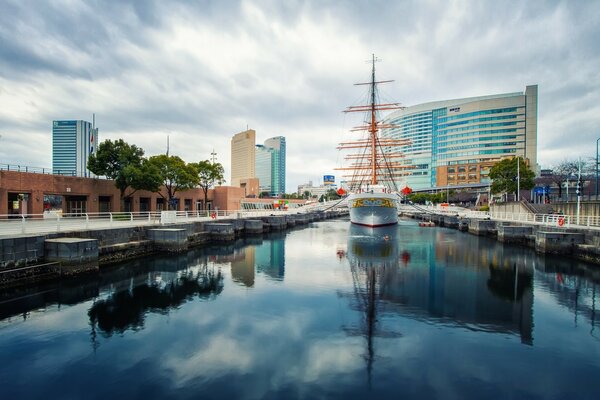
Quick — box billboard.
[323,175,335,185]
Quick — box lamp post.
[577,158,582,225]
[516,156,520,202]
[596,138,600,201]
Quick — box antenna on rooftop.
[211,149,217,164]
[166,135,170,156]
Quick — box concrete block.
[44,237,99,275]
[535,231,585,255]
[498,225,534,245]
[204,223,235,242]
[244,220,264,234]
[147,228,188,252]
[468,218,497,236]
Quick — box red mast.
[336,54,409,191]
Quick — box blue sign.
[534,187,550,195]
[323,175,335,185]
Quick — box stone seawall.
[0,211,348,287]
[403,211,600,266]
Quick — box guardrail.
[0,209,303,237]
[490,211,600,229]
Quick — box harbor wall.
[0,210,348,287]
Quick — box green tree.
[193,160,225,210]
[489,157,535,197]
[147,155,199,210]
[87,139,161,204]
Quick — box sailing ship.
[336,55,410,227]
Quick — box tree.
[87,139,161,204]
[193,160,225,210]
[489,157,535,197]
[547,159,586,199]
[147,155,199,210]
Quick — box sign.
[449,107,461,112]
[323,175,335,185]
[534,187,551,195]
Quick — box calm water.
[1,218,600,399]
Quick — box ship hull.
[348,193,398,227]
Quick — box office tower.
[230,129,256,187]
[255,144,275,194]
[52,119,98,177]
[381,85,538,190]
[263,136,286,195]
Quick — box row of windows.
[439,122,519,135]
[439,141,518,153]
[437,107,521,123]
[448,165,491,173]
[438,135,518,147]
[437,113,522,128]
[438,128,520,142]
[438,148,516,159]
[445,159,497,165]
[448,174,479,180]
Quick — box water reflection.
[231,233,286,287]
[345,224,534,345]
[89,265,223,336]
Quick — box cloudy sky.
[1,0,599,192]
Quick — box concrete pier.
[468,219,497,236]
[44,238,99,275]
[244,220,264,234]
[203,223,235,242]
[535,231,585,255]
[497,225,534,245]
[147,228,188,252]
[261,216,287,231]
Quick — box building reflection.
[535,258,599,333]
[230,234,286,287]
[345,224,534,346]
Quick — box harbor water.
[1,218,599,399]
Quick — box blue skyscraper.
[264,136,286,195]
[52,120,98,177]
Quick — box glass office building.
[52,120,98,177]
[381,85,537,190]
[255,144,275,194]
[262,136,286,196]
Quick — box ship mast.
[369,54,377,185]
[336,54,409,191]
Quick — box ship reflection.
[343,224,535,383]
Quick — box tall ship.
[336,55,409,227]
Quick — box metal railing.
[489,211,600,229]
[0,209,306,237]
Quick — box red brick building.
[0,170,248,216]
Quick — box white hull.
[348,192,398,227]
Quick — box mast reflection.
[343,224,536,382]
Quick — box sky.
[1,0,599,192]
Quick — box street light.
[596,138,600,201]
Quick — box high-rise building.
[255,144,275,194]
[381,85,538,190]
[263,136,286,195]
[230,129,256,187]
[52,120,98,177]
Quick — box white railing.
[489,211,600,229]
[0,209,306,237]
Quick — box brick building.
[0,170,250,216]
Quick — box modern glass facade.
[381,85,537,190]
[52,120,98,177]
[263,136,286,195]
[255,144,275,194]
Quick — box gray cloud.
[1,0,599,191]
